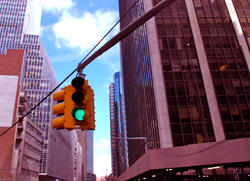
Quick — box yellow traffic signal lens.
[72,106,85,121]
[72,91,84,105]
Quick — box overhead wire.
[0,0,139,138]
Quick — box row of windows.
[233,0,250,49]
[194,0,250,140]
[22,154,40,167]
[23,34,39,45]
[155,0,215,146]
[26,122,42,139]
[26,132,42,148]
[21,168,39,178]
[24,142,41,155]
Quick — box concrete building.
[118,0,250,180]
[0,0,79,180]
[0,49,43,181]
[109,72,128,178]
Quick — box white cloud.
[103,83,110,93]
[95,139,110,149]
[100,139,110,146]
[52,9,119,53]
[42,0,75,13]
[90,3,94,7]
[94,155,111,177]
[40,25,52,37]
[94,139,111,176]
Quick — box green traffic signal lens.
[72,107,85,121]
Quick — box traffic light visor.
[72,77,85,90]
[72,106,85,121]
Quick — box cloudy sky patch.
[42,0,75,13]
[52,9,118,53]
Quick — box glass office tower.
[109,72,128,177]
[87,130,93,173]
[119,0,250,167]
[0,0,77,180]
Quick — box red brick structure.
[0,50,43,181]
[0,49,26,180]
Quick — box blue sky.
[40,0,120,177]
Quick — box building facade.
[118,0,250,180]
[76,130,88,181]
[87,130,94,173]
[0,0,78,180]
[86,130,96,181]
[109,72,128,177]
[0,49,43,181]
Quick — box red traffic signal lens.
[72,77,85,90]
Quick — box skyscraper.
[87,131,94,173]
[0,0,78,180]
[118,0,250,180]
[86,130,96,181]
[109,72,128,177]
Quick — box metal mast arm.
[77,0,176,71]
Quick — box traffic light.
[79,85,95,130]
[52,76,95,131]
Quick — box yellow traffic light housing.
[71,77,90,126]
[52,85,75,131]
[81,86,95,130]
[52,76,95,131]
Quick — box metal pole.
[77,0,176,71]
[225,167,230,181]
[241,165,246,181]
[196,170,200,181]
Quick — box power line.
[0,0,139,138]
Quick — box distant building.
[96,176,107,181]
[0,0,79,180]
[76,130,88,180]
[0,50,43,181]
[86,172,96,181]
[87,130,94,173]
[118,0,250,180]
[75,143,83,181]
[109,72,128,177]
[86,130,96,181]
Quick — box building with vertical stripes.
[109,72,128,178]
[86,130,96,181]
[118,0,250,180]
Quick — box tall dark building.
[118,0,250,180]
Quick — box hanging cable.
[0,0,140,137]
